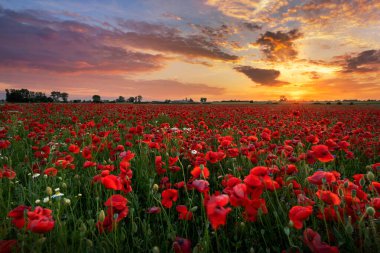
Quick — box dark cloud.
[0,7,238,75]
[344,49,380,73]
[242,22,261,31]
[117,19,179,35]
[0,7,168,73]
[254,29,303,61]
[234,66,289,86]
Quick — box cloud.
[0,6,238,76]
[234,66,289,86]
[115,20,238,61]
[242,22,261,31]
[0,7,168,74]
[343,49,380,73]
[303,71,320,80]
[254,29,303,61]
[162,12,182,21]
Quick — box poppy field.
[0,103,379,253]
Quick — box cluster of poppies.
[0,103,379,252]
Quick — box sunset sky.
[0,0,379,101]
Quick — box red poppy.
[173,237,191,253]
[27,206,55,233]
[43,167,58,176]
[101,175,123,190]
[311,145,334,163]
[192,180,210,193]
[190,166,210,179]
[8,205,30,229]
[307,171,337,185]
[289,205,313,229]
[206,194,231,230]
[316,190,341,206]
[0,240,18,253]
[161,189,178,208]
[176,205,193,220]
[68,144,80,153]
[303,228,339,253]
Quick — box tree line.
[5,89,68,103]
[4,89,145,103]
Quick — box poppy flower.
[0,240,18,253]
[173,237,191,253]
[307,171,337,185]
[104,194,128,212]
[161,189,178,208]
[43,167,58,176]
[311,145,334,163]
[27,206,55,233]
[303,228,339,253]
[191,166,210,179]
[146,207,161,214]
[316,190,341,206]
[101,175,123,190]
[289,205,313,229]
[206,194,231,230]
[192,180,210,193]
[176,205,193,220]
[68,144,80,153]
[8,205,30,229]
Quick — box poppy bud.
[63,198,71,205]
[61,182,67,189]
[366,207,375,217]
[152,246,160,253]
[153,184,159,192]
[98,210,105,222]
[338,188,344,197]
[366,171,375,181]
[359,178,365,187]
[345,223,353,234]
[190,206,198,212]
[351,189,357,198]
[288,220,294,227]
[86,239,93,248]
[37,237,46,245]
[46,187,53,196]
[344,181,349,188]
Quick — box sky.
[0,0,379,101]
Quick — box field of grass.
[0,103,379,253]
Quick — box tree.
[200,97,207,103]
[51,91,61,102]
[279,95,287,102]
[116,96,125,103]
[137,95,142,103]
[127,97,135,103]
[60,92,69,103]
[92,95,101,103]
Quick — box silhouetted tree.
[51,91,61,102]
[200,97,207,103]
[6,89,53,103]
[92,95,101,103]
[60,92,69,102]
[279,95,287,102]
[116,96,125,103]
[137,95,142,103]
[127,97,135,103]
